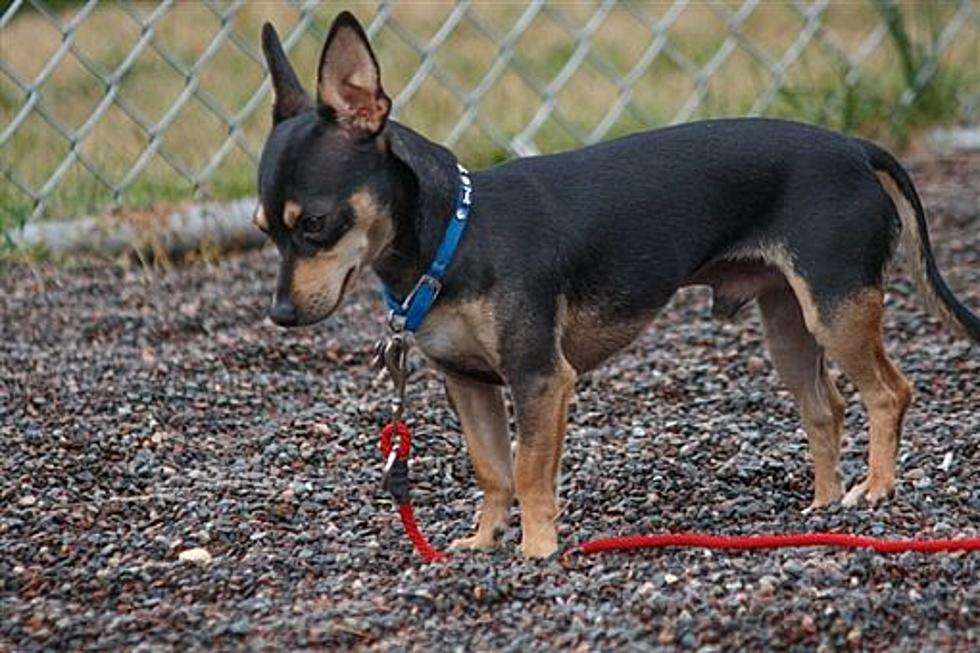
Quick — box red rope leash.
[398,503,449,563]
[576,532,980,555]
[379,421,449,563]
[380,424,979,562]
[379,421,411,460]
[373,291,977,562]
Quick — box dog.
[253,12,980,558]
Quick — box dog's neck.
[372,121,461,301]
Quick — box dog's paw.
[519,536,558,559]
[841,480,869,507]
[841,478,894,507]
[802,486,844,514]
[802,499,830,516]
[450,533,498,552]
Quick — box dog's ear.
[316,11,391,138]
[262,23,311,124]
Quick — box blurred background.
[2,0,978,231]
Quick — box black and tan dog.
[253,12,980,558]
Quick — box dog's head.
[255,12,398,327]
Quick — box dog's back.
[465,119,889,317]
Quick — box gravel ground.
[2,154,978,651]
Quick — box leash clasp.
[387,310,407,333]
[377,333,409,422]
[375,333,412,502]
[382,449,398,475]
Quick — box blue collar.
[382,163,473,332]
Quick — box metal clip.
[371,338,388,371]
[387,310,406,333]
[382,449,398,475]
[373,333,411,424]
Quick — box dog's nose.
[269,298,298,327]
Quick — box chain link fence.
[2,0,978,226]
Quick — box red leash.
[380,421,980,562]
[576,531,980,555]
[379,421,449,563]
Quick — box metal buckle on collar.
[388,274,442,333]
[381,162,471,335]
[414,273,442,300]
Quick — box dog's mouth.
[296,264,357,327]
[333,265,357,311]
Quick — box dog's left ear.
[262,23,312,124]
[317,11,391,138]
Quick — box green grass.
[1,0,977,232]
[770,0,973,146]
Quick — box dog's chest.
[414,298,500,379]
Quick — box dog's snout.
[269,297,298,327]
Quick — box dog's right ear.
[261,23,311,124]
[316,11,390,139]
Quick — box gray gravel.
[2,154,978,651]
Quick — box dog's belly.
[418,297,659,380]
[560,304,655,373]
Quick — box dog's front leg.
[444,375,513,551]
[510,358,577,558]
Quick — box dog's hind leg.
[445,375,513,551]
[759,288,846,510]
[812,289,913,506]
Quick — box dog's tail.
[859,138,980,342]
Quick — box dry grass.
[1,1,978,226]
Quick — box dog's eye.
[302,214,326,234]
[299,207,354,249]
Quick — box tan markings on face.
[292,250,343,312]
[557,299,653,374]
[348,189,394,258]
[283,200,302,230]
[253,205,269,232]
[414,297,501,373]
[285,188,393,323]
